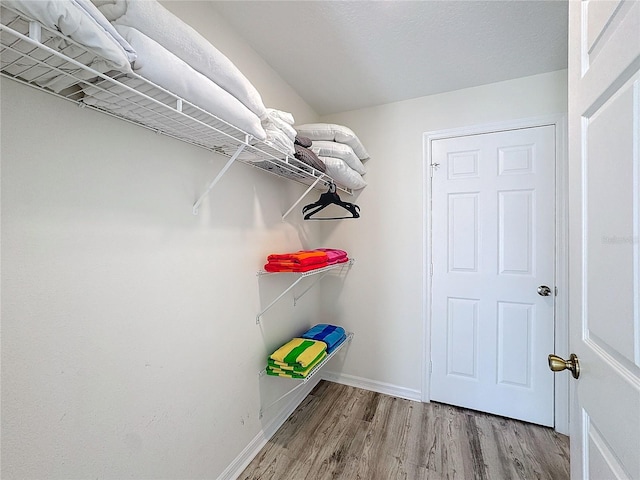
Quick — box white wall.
[318,70,568,397]
[0,2,324,479]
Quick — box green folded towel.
[266,368,306,379]
[266,350,326,378]
[269,338,327,368]
[268,347,326,372]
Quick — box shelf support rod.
[294,260,353,305]
[259,378,307,419]
[293,271,330,306]
[256,275,305,323]
[281,176,324,221]
[192,137,249,215]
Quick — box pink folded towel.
[317,248,348,264]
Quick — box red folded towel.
[266,250,328,266]
[264,249,348,271]
[264,262,330,273]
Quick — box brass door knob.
[548,353,580,379]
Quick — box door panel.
[497,301,533,387]
[448,193,479,272]
[447,297,479,378]
[587,78,637,365]
[498,190,534,275]
[568,0,640,477]
[574,71,640,479]
[430,125,556,426]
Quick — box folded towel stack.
[266,338,327,378]
[295,123,369,190]
[301,324,347,354]
[263,248,349,273]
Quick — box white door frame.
[422,114,569,434]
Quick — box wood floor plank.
[520,420,571,479]
[240,381,570,480]
[296,387,371,479]
[473,411,518,480]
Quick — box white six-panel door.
[430,125,556,426]
[568,0,640,478]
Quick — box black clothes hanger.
[302,183,360,220]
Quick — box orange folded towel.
[266,250,328,266]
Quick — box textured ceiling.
[212,0,568,116]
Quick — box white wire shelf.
[0,5,352,214]
[256,259,354,323]
[258,331,353,418]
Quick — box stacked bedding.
[263,248,349,273]
[91,0,266,116]
[81,23,265,139]
[1,0,136,92]
[295,123,370,190]
[81,0,269,140]
[260,108,297,156]
[266,337,327,379]
[2,1,370,187]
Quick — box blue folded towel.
[326,332,347,353]
[301,324,347,353]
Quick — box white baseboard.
[320,370,422,402]
[216,376,321,480]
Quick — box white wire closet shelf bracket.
[255,259,355,324]
[258,331,353,418]
[0,5,352,216]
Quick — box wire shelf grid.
[0,5,352,197]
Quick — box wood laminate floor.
[240,381,570,480]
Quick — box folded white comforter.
[2,0,135,92]
[82,25,266,141]
[91,0,267,119]
[260,108,296,156]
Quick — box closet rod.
[192,136,250,215]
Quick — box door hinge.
[555,286,558,296]
[430,163,440,178]
[429,360,433,373]
[430,263,434,276]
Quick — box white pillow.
[320,156,367,190]
[295,123,369,160]
[4,0,134,71]
[311,141,366,175]
[96,0,267,119]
